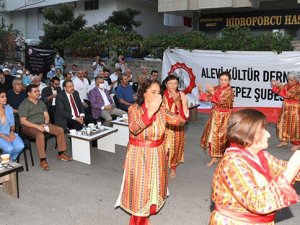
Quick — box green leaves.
[40,4,87,50]
[142,26,294,58]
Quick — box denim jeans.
[0,133,24,161]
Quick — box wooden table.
[0,162,24,198]
[111,118,129,147]
[67,127,118,165]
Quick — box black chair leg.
[17,148,29,172]
[23,148,29,171]
[28,141,34,166]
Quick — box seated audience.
[102,69,112,90]
[56,80,85,131]
[7,78,27,114]
[92,56,107,78]
[110,68,122,93]
[7,78,27,129]
[32,75,47,94]
[73,69,93,122]
[41,77,62,124]
[150,70,159,81]
[115,74,135,112]
[137,65,149,88]
[56,68,63,80]
[0,68,14,91]
[47,64,56,81]
[0,89,24,161]
[60,72,73,89]
[115,55,128,73]
[89,77,126,126]
[18,84,72,171]
[70,64,78,77]
[124,68,133,84]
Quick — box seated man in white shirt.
[109,68,122,93]
[89,76,126,126]
[73,69,93,124]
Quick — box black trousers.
[67,118,83,131]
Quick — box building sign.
[162,49,300,122]
[199,9,300,31]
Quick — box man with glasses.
[41,76,62,124]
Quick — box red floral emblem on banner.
[168,62,196,94]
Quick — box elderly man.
[89,76,126,126]
[7,78,27,113]
[32,75,47,94]
[115,74,135,112]
[55,80,85,131]
[18,84,72,171]
[7,78,27,129]
[73,69,93,123]
[41,76,62,124]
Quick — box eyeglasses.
[15,83,23,85]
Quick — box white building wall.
[10,11,27,36]
[74,0,117,27]
[27,8,39,38]
[116,0,170,36]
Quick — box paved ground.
[1,113,299,225]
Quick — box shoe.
[290,145,300,152]
[40,160,50,171]
[207,157,219,167]
[170,169,176,179]
[277,142,288,147]
[57,153,73,161]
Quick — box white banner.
[162,49,300,108]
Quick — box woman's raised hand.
[206,84,214,93]
[284,150,300,183]
[148,94,162,118]
[197,84,202,92]
[180,92,189,115]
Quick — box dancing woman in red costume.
[115,79,188,225]
[210,109,300,225]
[271,71,300,151]
[162,75,187,178]
[198,71,234,166]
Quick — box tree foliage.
[41,5,294,59]
[104,8,141,31]
[40,4,86,50]
[142,26,294,58]
[0,16,20,61]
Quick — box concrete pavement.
[1,113,299,225]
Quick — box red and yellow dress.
[115,103,187,221]
[163,90,186,169]
[210,145,300,225]
[199,85,234,158]
[272,82,300,145]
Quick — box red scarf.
[226,143,272,182]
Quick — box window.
[84,0,99,11]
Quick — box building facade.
[158,0,300,38]
[0,0,182,40]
